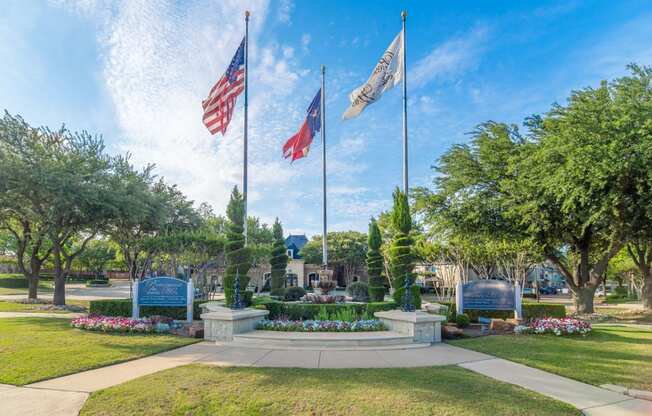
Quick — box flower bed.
[256,319,387,332]
[71,315,171,334]
[515,317,591,336]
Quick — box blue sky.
[2,0,652,235]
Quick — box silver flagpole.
[401,10,408,194]
[243,10,250,245]
[321,65,328,267]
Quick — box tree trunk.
[573,286,596,314]
[52,243,66,306]
[28,274,39,300]
[642,272,652,311]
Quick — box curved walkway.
[0,341,648,416]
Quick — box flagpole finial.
[245,10,250,19]
[401,10,407,20]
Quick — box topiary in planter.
[270,218,288,297]
[367,218,386,301]
[284,286,307,301]
[347,281,369,302]
[388,188,421,309]
[223,187,252,308]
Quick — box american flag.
[202,38,245,135]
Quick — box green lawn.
[450,326,652,391]
[0,273,52,295]
[0,318,197,385]
[594,307,652,324]
[80,364,580,416]
[0,300,89,312]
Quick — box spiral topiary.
[270,218,288,297]
[223,186,252,307]
[388,187,421,309]
[367,217,386,301]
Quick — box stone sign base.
[374,310,446,343]
[200,304,269,342]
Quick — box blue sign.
[462,280,515,310]
[137,277,188,306]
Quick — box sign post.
[456,280,522,319]
[132,276,193,322]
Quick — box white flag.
[342,31,403,120]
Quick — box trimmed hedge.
[89,299,203,320]
[253,300,397,320]
[441,302,566,322]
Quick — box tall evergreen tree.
[224,186,251,307]
[270,218,288,296]
[388,188,420,308]
[367,217,386,301]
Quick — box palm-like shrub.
[270,218,288,296]
[367,218,386,301]
[223,187,252,307]
[388,188,420,309]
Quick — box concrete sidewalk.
[0,312,84,319]
[2,341,650,416]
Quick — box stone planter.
[200,303,269,342]
[374,310,446,343]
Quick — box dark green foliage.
[223,187,252,307]
[89,299,202,320]
[347,281,369,302]
[388,188,420,308]
[283,286,306,301]
[254,300,397,320]
[456,313,470,327]
[367,218,386,301]
[442,302,566,322]
[270,218,288,296]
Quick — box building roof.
[285,234,308,259]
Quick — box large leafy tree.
[269,218,288,296]
[223,186,251,306]
[300,231,367,286]
[416,67,652,313]
[0,114,55,299]
[0,113,121,304]
[611,65,652,310]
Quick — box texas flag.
[283,89,321,162]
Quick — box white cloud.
[301,33,311,52]
[53,0,311,216]
[410,24,490,88]
[277,0,293,24]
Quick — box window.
[287,249,293,258]
[286,273,298,287]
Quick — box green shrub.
[254,300,397,320]
[316,306,330,321]
[270,219,289,297]
[284,286,307,301]
[347,282,369,302]
[439,302,566,322]
[456,313,470,328]
[367,218,387,302]
[330,308,357,322]
[89,299,202,320]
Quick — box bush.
[254,300,397,321]
[440,302,566,322]
[347,282,369,302]
[456,313,470,327]
[89,299,203,320]
[284,286,307,301]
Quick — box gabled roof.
[285,234,308,259]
